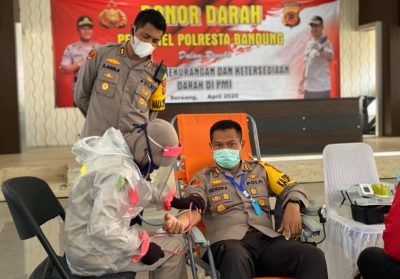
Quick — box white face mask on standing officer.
[130,28,156,58]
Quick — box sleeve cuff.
[283,192,309,209]
[163,188,177,211]
[131,231,150,263]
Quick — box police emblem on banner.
[281,2,302,28]
[99,0,128,29]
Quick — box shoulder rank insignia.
[119,47,125,55]
[87,49,96,60]
[146,61,153,69]
[106,58,120,65]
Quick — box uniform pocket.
[95,70,119,98]
[132,84,151,112]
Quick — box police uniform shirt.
[61,41,100,80]
[185,160,309,245]
[75,41,165,138]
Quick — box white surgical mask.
[130,35,155,58]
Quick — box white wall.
[18,0,377,147]
[339,0,377,98]
[20,0,84,148]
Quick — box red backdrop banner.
[51,0,340,107]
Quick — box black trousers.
[210,231,328,279]
[357,247,400,279]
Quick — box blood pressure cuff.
[170,195,205,210]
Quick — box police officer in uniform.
[163,120,328,279]
[60,16,100,92]
[75,9,167,137]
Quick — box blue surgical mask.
[213,149,241,169]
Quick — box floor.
[0,136,399,279]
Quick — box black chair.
[1,176,136,279]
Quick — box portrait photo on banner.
[50,0,340,107]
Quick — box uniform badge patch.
[249,173,258,179]
[190,178,202,186]
[211,195,222,203]
[103,73,113,79]
[101,82,109,90]
[141,87,149,96]
[216,203,226,213]
[146,76,154,83]
[119,47,125,55]
[87,49,96,60]
[249,188,257,195]
[211,179,222,185]
[258,198,266,206]
[106,58,120,65]
[146,61,153,68]
[138,98,145,105]
[222,193,230,200]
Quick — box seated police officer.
[163,120,328,279]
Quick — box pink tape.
[131,231,150,263]
[128,187,139,208]
[163,188,177,211]
[162,144,183,157]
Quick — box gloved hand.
[141,242,165,265]
[170,196,205,210]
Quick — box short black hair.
[133,9,167,34]
[210,120,242,141]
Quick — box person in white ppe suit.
[64,118,188,279]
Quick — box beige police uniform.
[185,160,309,245]
[61,41,100,81]
[75,41,166,137]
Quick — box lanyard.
[222,171,250,199]
[222,171,263,216]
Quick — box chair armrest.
[302,215,322,238]
[190,226,209,247]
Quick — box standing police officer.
[60,16,100,93]
[75,9,167,137]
